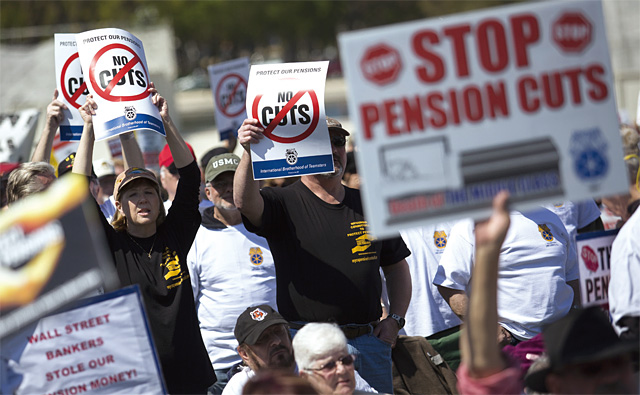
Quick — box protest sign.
[339,0,628,238]
[576,229,617,309]
[0,174,118,339]
[245,61,332,180]
[76,28,165,141]
[54,34,88,141]
[208,57,250,140]
[0,109,39,163]
[1,286,165,394]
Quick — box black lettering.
[99,70,111,89]
[586,279,593,302]
[113,56,128,66]
[261,107,274,126]
[298,104,310,124]
[135,71,146,87]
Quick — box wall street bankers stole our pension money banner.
[338,0,628,238]
[76,28,165,141]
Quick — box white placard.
[1,286,165,394]
[339,0,628,238]
[208,57,250,140]
[54,34,87,141]
[576,229,617,308]
[76,28,165,141]
[245,61,333,180]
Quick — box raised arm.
[461,191,510,377]
[233,118,265,227]
[71,95,98,176]
[148,82,192,168]
[32,90,67,162]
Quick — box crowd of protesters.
[1,80,639,395]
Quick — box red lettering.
[402,97,424,132]
[510,14,540,67]
[586,64,608,101]
[361,104,379,140]
[443,24,472,77]
[447,89,461,125]
[518,76,540,113]
[564,68,583,104]
[426,92,447,128]
[542,72,564,109]
[384,100,401,136]
[412,30,445,83]
[477,19,509,73]
[485,81,509,118]
[463,85,483,122]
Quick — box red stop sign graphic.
[552,12,592,53]
[360,44,402,86]
[581,245,599,272]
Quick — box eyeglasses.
[307,354,355,373]
[331,135,346,148]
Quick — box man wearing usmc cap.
[235,116,412,393]
[187,153,276,394]
[222,305,295,395]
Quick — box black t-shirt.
[243,181,410,325]
[98,161,214,394]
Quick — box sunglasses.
[308,354,355,373]
[331,135,346,147]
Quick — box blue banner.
[59,125,83,141]
[252,154,333,179]
[100,113,165,140]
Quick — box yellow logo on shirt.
[433,230,448,249]
[250,247,263,266]
[162,247,188,289]
[538,224,554,241]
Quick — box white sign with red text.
[54,34,87,141]
[339,0,628,237]
[208,57,250,141]
[245,61,332,180]
[577,229,617,309]
[76,28,165,141]
[1,286,165,395]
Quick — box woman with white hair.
[293,323,358,395]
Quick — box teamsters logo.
[433,230,447,249]
[249,247,263,266]
[570,128,608,182]
[538,224,554,241]
[124,106,137,121]
[285,148,298,165]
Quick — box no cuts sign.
[76,28,165,141]
[54,34,88,141]
[208,57,250,140]
[245,61,333,180]
[339,0,628,238]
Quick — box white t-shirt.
[99,195,116,223]
[221,366,378,395]
[187,220,277,370]
[608,207,640,335]
[434,208,578,340]
[399,224,462,337]
[544,200,602,242]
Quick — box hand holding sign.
[46,90,68,129]
[237,118,266,151]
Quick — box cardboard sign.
[0,175,118,339]
[245,61,332,180]
[54,34,88,141]
[1,286,165,394]
[76,28,165,141]
[0,109,39,163]
[208,57,250,140]
[576,229,617,309]
[338,0,628,238]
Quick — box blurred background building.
[1,0,638,161]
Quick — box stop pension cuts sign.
[338,0,627,238]
[76,28,165,141]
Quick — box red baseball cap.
[158,143,196,168]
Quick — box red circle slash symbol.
[251,89,319,144]
[60,53,87,109]
[88,43,149,102]
[215,73,247,118]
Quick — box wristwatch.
[389,314,405,329]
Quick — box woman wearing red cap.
[72,83,215,394]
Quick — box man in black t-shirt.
[234,117,412,394]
